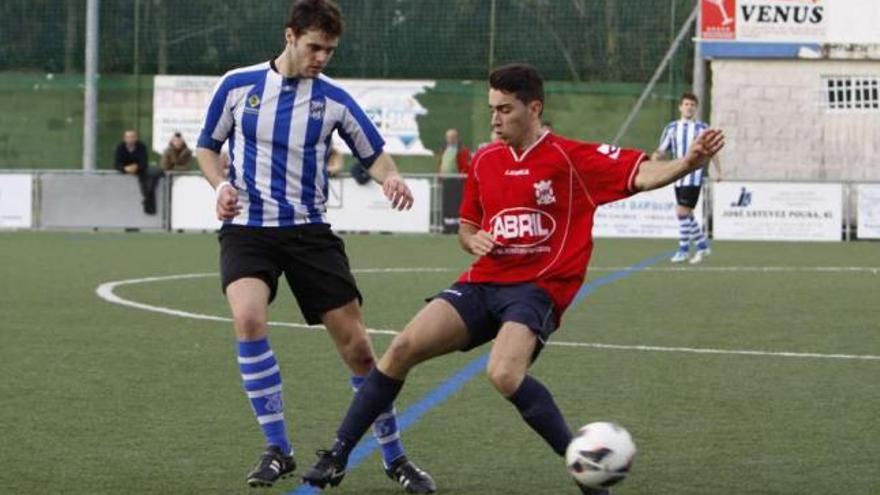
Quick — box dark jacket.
[114,141,148,173]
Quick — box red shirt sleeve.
[458,150,483,227]
[569,142,646,206]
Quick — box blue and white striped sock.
[238,338,291,455]
[688,216,709,251]
[351,375,405,467]
[677,215,691,252]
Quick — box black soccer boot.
[301,449,347,489]
[246,445,296,488]
[385,456,437,494]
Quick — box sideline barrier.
[1,170,877,240]
[0,174,32,229]
[39,172,167,231]
[857,184,880,240]
[594,184,704,238]
[169,174,432,233]
[713,182,843,242]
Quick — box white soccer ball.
[565,422,636,489]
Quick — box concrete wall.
[711,59,880,181]
[39,173,166,230]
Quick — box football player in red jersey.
[304,64,724,494]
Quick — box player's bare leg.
[227,278,271,340]
[320,299,439,493]
[380,299,472,378]
[303,299,469,491]
[322,299,376,375]
[490,322,582,490]
[227,278,296,487]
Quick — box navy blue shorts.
[431,282,557,359]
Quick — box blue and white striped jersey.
[198,61,385,227]
[657,119,709,187]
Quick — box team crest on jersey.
[597,143,621,160]
[247,94,261,108]
[263,392,284,413]
[309,100,325,120]
[534,180,556,206]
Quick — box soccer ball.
[565,422,636,489]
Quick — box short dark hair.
[286,0,343,37]
[681,92,699,105]
[489,64,544,107]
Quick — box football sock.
[688,215,709,250]
[508,375,573,457]
[334,368,404,460]
[677,215,691,252]
[238,338,291,455]
[351,375,406,467]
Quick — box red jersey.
[457,132,646,320]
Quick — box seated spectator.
[114,129,163,215]
[160,132,193,172]
[437,128,471,175]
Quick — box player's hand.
[124,163,139,174]
[383,175,414,211]
[467,230,496,256]
[216,182,241,221]
[685,129,724,170]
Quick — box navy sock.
[508,375,573,457]
[351,375,405,467]
[334,368,404,460]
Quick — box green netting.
[0,0,697,169]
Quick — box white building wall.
[711,59,880,181]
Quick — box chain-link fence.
[0,0,697,169]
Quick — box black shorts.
[431,282,557,360]
[674,185,702,209]
[218,224,362,325]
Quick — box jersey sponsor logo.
[490,207,556,248]
[534,179,556,206]
[597,143,621,160]
[505,168,530,176]
[309,100,325,121]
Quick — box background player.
[652,92,722,264]
[195,0,434,491]
[302,64,724,494]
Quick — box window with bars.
[823,76,880,112]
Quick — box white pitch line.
[548,341,880,361]
[96,271,880,362]
[94,270,451,336]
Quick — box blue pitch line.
[288,251,670,495]
[570,251,675,306]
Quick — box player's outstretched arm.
[367,152,414,211]
[197,147,240,221]
[633,129,725,191]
